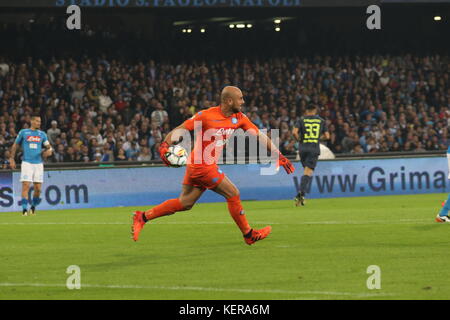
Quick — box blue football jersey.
[15,129,49,164]
[447,145,450,179]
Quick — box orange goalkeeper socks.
[144,196,251,236]
[144,198,186,221]
[226,195,251,235]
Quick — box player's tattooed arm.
[9,143,18,169]
[42,142,53,158]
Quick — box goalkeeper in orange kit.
[131,86,295,245]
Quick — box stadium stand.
[0,17,448,165]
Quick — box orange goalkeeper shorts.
[182,164,226,190]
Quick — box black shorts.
[299,150,319,169]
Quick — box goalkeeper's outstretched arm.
[256,130,295,174]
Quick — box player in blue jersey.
[9,115,53,216]
[436,145,450,223]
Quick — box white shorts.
[20,161,44,183]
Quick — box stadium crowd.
[0,18,449,165]
[0,52,449,165]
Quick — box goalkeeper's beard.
[231,103,243,113]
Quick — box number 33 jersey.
[295,115,327,154]
[15,129,50,164]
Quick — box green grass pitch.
[0,193,449,300]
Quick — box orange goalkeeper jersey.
[182,106,259,167]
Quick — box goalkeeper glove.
[277,152,295,174]
[158,141,171,167]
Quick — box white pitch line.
[0,219,434,226]
[0,282,395,298]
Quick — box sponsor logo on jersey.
[26,136,41,142]
[215,128,235,136]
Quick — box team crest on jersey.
[26,136,41,142]
[231,117,238,124]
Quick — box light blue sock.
[32,197,42,207]
[21,198,28,211]
[439,194,450,217]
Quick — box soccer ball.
[165,145,188,167]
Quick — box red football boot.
[243,226,272,245]
[131,211,147,241]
